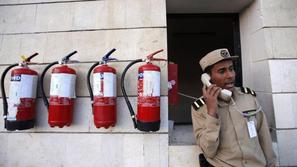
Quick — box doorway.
[167,14,242,124]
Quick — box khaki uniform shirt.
[192,87,277,167]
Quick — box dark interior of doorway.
[168,14,242,124]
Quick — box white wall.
[169,146,201,167]
[240,0,297,165]
[0,0,168,167]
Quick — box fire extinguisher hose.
[120,59,143,129]
[87,62,100,104]
[40,61,59,108]
[1,63,19,125]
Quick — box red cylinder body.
[137,63,160,131]
[7,66,38,130]
[93,64,117,128]
[48,65,76,128]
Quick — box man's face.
[210,60,236,91]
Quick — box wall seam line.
[0,26,167,36]
[0,0,102,6]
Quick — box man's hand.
[202,85,221,118]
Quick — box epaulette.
[240,87,256,96]
[192,97,205,111]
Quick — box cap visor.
[223,55,239,61]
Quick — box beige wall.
[169,146,201,167]
[240,0,297,165]
[0,0,168,167]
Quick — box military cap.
[199,48,238,71]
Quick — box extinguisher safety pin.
[19,53,39,67]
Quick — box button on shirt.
[191,87,276,167]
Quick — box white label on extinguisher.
[7,74,38,120]
[93,72,116,97]
[50,73,76,98]
[21,74,38,98]
[143,71,160,96]
[7,77,21,120]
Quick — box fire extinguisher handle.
[40,61,59,109]
[121,59,143,129]
[1,63,19,121]
[61,51,78,63]
[102,48,117,63]
[146,49,164,60]
[25,52,39,62]
[87,62,100,103]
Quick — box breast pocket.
[218,108,236,150]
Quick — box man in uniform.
[191,48,277,167]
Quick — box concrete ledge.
[169,124,196,145]
[0,133,168,167]
[169,145,202,167]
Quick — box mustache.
[225,78,235,83]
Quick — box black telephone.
[201,73,232,101]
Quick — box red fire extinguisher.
[40,51,78,128]
[1,53,39,131]
[121,49,165,132]
[87,48,117,128]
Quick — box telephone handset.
[201,73,232,101]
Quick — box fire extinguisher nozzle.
[133,118,137,129]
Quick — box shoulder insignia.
[240,87,256,96]
[192,97,205,111]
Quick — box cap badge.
[220,50,229,57]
